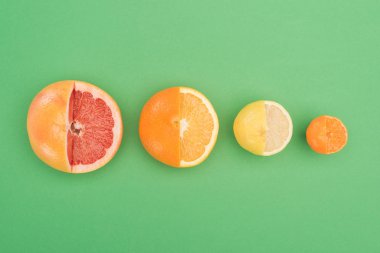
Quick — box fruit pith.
[27,80,123,173]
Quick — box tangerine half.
[306,115,348,154]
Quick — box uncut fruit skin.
[233,101,266,155]
[306,116,328,154]
[27,80,73,172]
[68,81,123,173]
[139,87,181,167]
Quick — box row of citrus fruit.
[27,80,348,173]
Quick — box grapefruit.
[27,80,123,173]
[139,87,219,168]
[306,115,348,154]
[233,100,293,156]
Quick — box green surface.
[1,0,380,252]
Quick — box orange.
[306,115,348,154]
[139,87,219,168]
[27,80,123,173]
[233,101,293,156]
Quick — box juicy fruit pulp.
[180,90,217,165]
[306,115,348,154]
[233,101,293,156]
[139,87,219,168]
[67,90,114,165]
[27,80,122,173]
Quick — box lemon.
[233,101,293,156]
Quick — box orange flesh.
[67,89,114,166]
[306,115,348,154]
[139,87,180,167]
[180,92,214,162]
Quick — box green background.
[1,0,380,252]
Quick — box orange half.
[139,87,219,168]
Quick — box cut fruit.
[139,87,219,168]
[180,88,219,167]
[233,100,293,156]
[306,115,348,155]
[27,80,123,173]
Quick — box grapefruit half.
[27,80,123,173]
[306,115,348,154]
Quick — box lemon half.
[233,101,293,156]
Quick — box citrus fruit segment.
[179,87,219,167]
[233,100,293,156]
[27,80,123,173]
[306,115,348,154]
[139,87,218,168]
